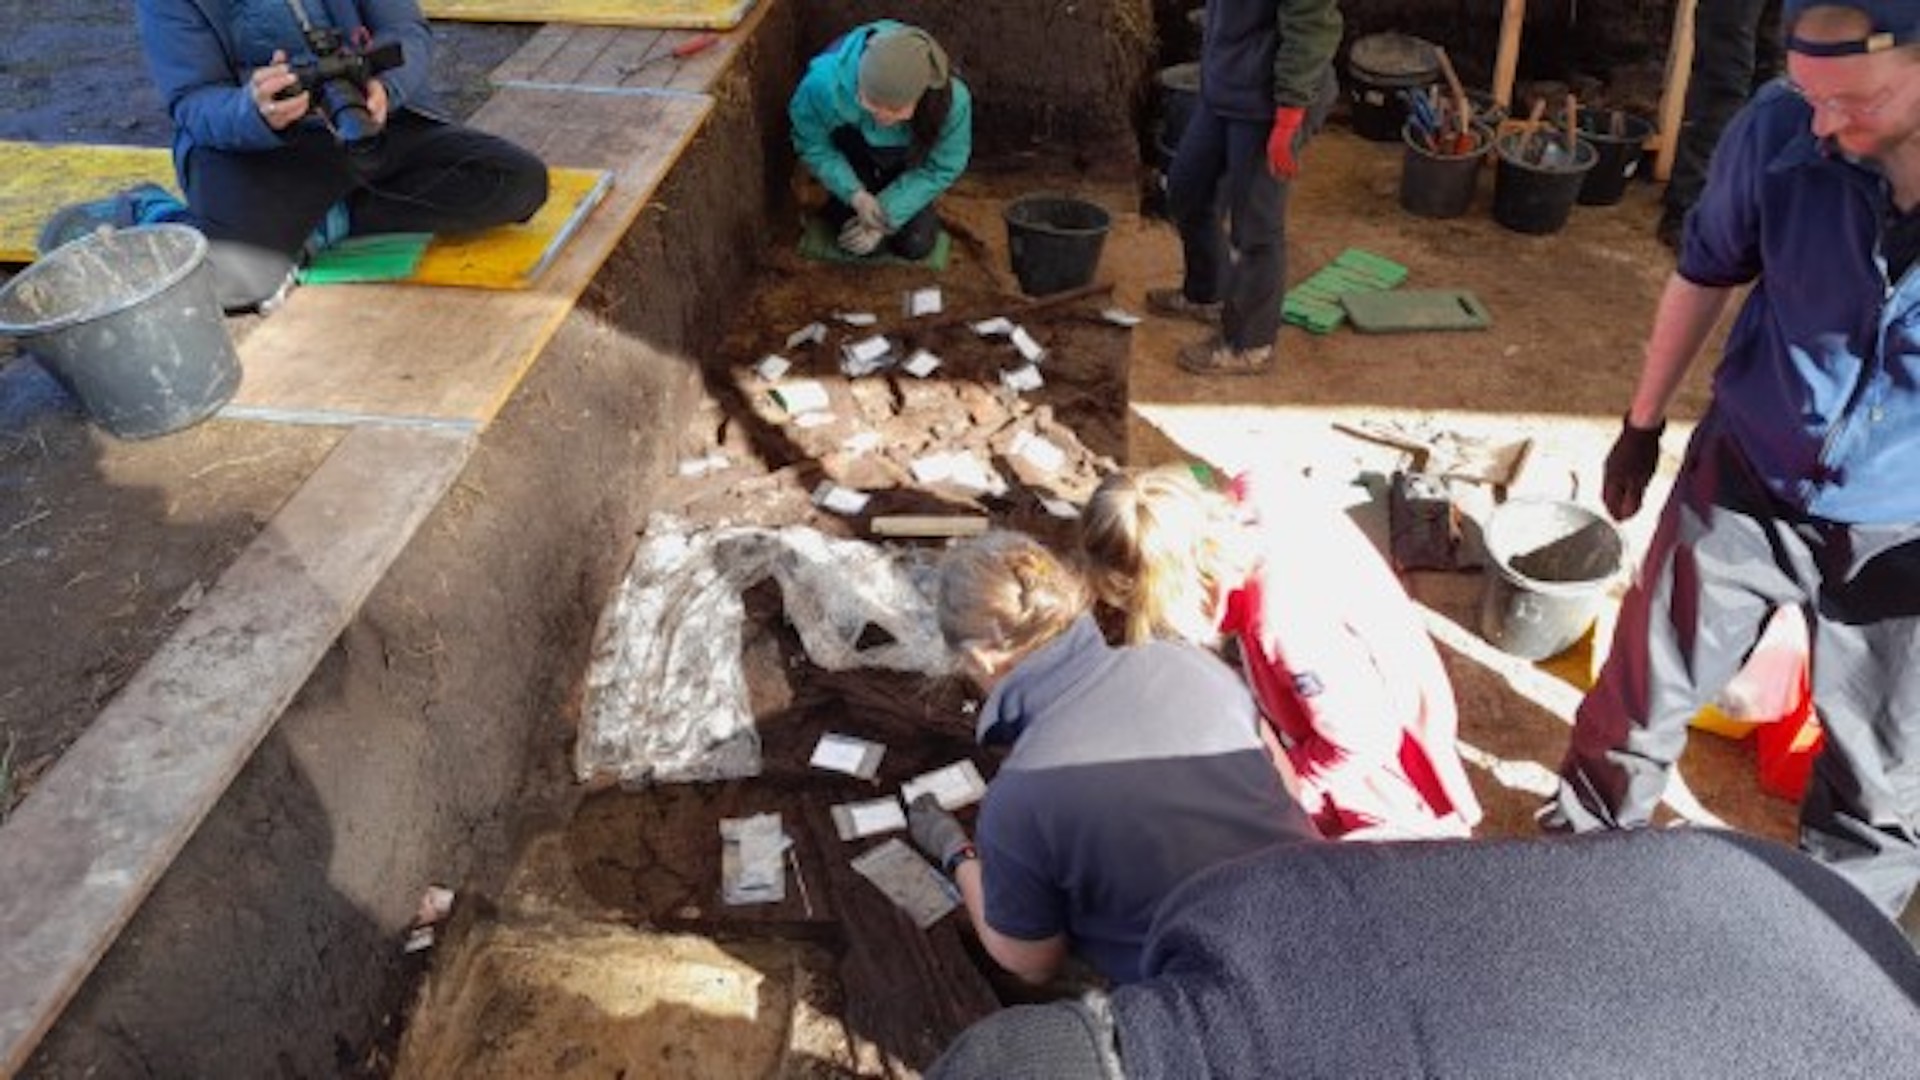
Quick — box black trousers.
[1165,66,1335,351]
[821,126,941,260]
[1554,411,1920,920]
[1665,0,1776,216]
[180,111,548,310]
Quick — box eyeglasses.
[1785,80,1895,120]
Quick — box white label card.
[901,760,988,811]
[786,322,828,349]
[971,316,1015,337]
[903,349,942,378]
[810,732,885,778]
[1002,364,1045,393]
[906,287,943,317]
[1010,326,1046,363]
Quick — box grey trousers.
[1553,410,1920,920]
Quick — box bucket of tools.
[1400,112,1493,219]
[1492,102,1597,235]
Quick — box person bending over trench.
[926,829,1920,1078]
[1082,465,1481,841]
[906,530,1317,986]
[788,19,972,260]
[43,0,549,313]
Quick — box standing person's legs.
[1799,525,1920,920]
[1162,105,1230,309]
[1551,420,1793,829]
[180,128,357,311]
[1216,122,1283,352]
[348,112,549,236]
[1661,0,1770,241]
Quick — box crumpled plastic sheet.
[576,515,952,786]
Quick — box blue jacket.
[137,0,436,170]
[974,615,1316,983]
[1199,0,1341,121]
[1680,81,1920,523]
[788,20,972,228]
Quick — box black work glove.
[908,794,970,870]
[1601,415,1665,521]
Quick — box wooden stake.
[869,515,990,539]
[1493,0,1527,110]
[1434,45,1473,146]
[1655,0,1700,182]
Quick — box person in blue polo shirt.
[789,20,972,260]
[907,530,1316,986]
[1548,0,1920,928]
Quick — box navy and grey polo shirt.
[973,615,1318,983]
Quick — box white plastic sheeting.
[576,516,951,786]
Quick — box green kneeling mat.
[1282,248,1409,334]
[298,232,433,284]
[1341,289,1491,333]
[798,214,951,269]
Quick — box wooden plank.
[0,425,474,1078]
[225,87,711,427]
[520,24,622,85]
[577,28,670,86]
[423,0,759,31]
[1654,0,1700,182]
[486,22,575,85]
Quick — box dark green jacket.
[1200,0,1341,119]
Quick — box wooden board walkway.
[0,426,473,1077]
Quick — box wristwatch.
[942,843,979,877]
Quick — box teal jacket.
[788,20,972,227]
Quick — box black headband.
[1787,28,1920,55]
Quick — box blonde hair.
[937,530,1090,658]
[1081,466,1254,646]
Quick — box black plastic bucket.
[1157,62,1201,150]
[1478,499,1625,661]
[1347,33,1439,142]
[1004,194,1112,296]
[0,224,238,439]
[1492,132,1598,235]
[1575,108,1656,206]
[1399,122,1493,219]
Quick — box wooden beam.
[1493,0,1528,110]
[1655,0,1701,182]
[0,426,473,1077]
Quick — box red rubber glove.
[1267,105,1307,179]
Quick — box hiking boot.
[1146,286,1223,326]
[36,182,187,255]
[1177,337,1272,377]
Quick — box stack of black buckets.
[1344,30,1652,235]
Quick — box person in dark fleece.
[927,829,1920,1079]
[1146,0,1341,376]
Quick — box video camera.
[274,24,403,150]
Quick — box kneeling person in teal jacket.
[789,21,972,259]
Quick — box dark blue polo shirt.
[973,615,1318,983]
[1681,80,1920,523]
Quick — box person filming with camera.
[42,0,549,313]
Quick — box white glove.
[838,217,884,256]
[850,189,891,233]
